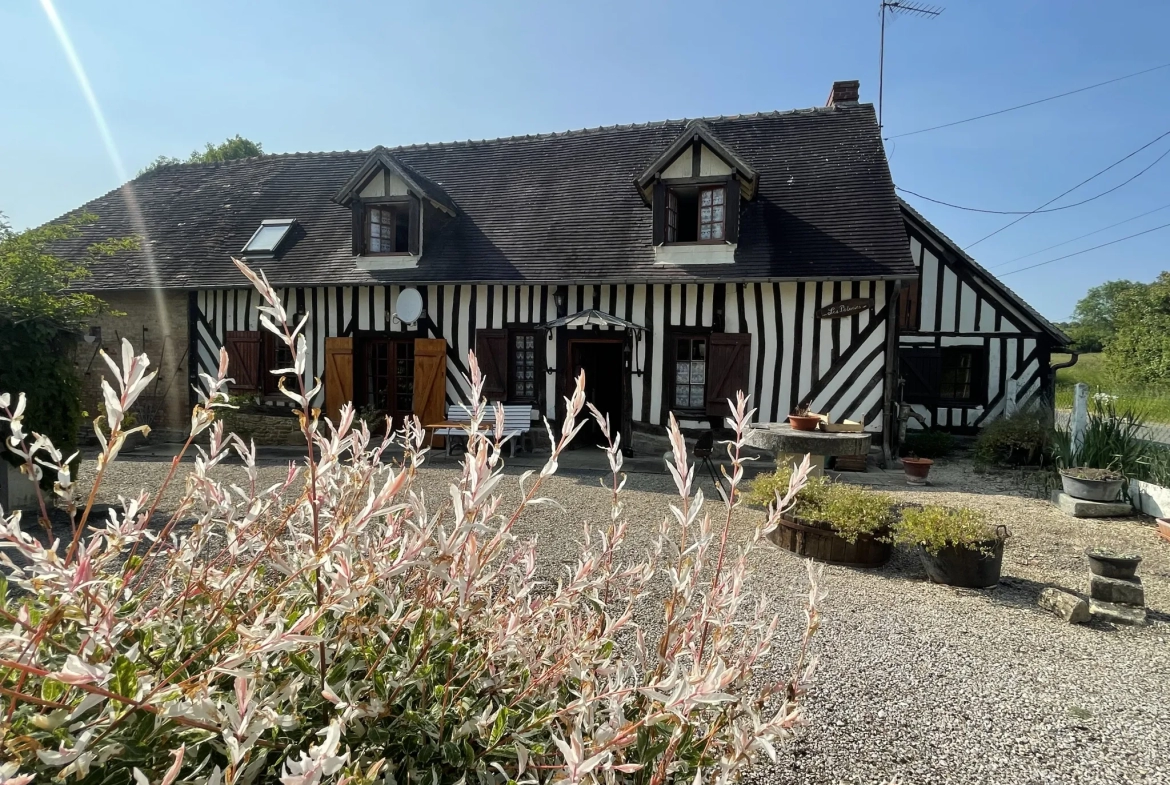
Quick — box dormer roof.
[635,120,759,201]
[334,147,457,216]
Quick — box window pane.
[676,361,690,384]
[700,207,712,222]
[712,205,724,222]
[701,190,712,206]
[700,226,711,240]
[712,188,724,205]
[676,387,691,407]
[690,386,706,408]
[712,224,723,239]
[693,340,705,361]
[690,361,705,384]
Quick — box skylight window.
[241,219,295,256]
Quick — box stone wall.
[75,290,189,441]
[221,409,305,446]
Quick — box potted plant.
[1085,548,1141,580]
[748,468,896,567]
[1158,517,1170,544]
[1059,467,1124,502]
[788,402,821,432]
[893,505,1008,588]
[901,453,934,485]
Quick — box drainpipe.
[1050,352,1079,371]
[881,281,903,469]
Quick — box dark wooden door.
[360,338,416,427]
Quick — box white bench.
[432,403,533,456]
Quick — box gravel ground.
[58,452,1170,784]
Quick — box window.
[241,219,295,256]
[939,348,978,402]
[362,339,415,417]
[263,333,297,395]
[665,186,725,243]
[510,332,538,401]
[898,279,921,331]
[673,336,707,409]
[367,204,411,254]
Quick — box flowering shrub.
[0,259,821,784]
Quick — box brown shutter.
[897,279,921,331]
[413,338,447,447]
[724,177,740,243]
[408,195,421,255]
[705,332,752,417]
[351,199,364,255]
[474,329,509,400]
[324,337,354,421]
[652,180,665,246]
[224,331,262,391]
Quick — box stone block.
[1089,574,1144,606]
[1089,599,1147,626]
[1038,587,1090,624]
[1051,492,1133,519]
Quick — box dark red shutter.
[474,329,509,400]
[351,199,364,255]
[900,347,941,403]
[652,180,665,246]
[724,177,740,243]
[408,195,421,255]
[224,331,262,391]
[705,333,752,417]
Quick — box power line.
[887,62,1170,139]
[988,201,1170,269]
[998,219,1170,277]
[965,129,1170,249]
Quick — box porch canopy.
[537,309,649,333]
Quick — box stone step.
[1089,599,1147,626]
[1051,491,1133,519]
[1038,587,1090,624]
[1089,574,1145,607]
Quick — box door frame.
[354,332,421,426]
[560,334,632,452]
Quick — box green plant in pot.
[1058,466,1125,502]
[748,466,896,566]
[893,505,1008,588]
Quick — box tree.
[138,135,263,175]
[0,212,136,473]
[1068,279,1148,351]
[1106,271,1170,384]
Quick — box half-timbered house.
[54,80,1064,455]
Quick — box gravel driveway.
[65,451,1169,785]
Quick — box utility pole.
[879,1,943,130]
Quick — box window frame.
[937,347,985,406]
[663,184,726,245]
[364,198,413,256]
[262,332,297,396]
[507,329,541,404]
[668,329,711,414]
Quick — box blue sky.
[2,0,1168,321]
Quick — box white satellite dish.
[395,287,424,324]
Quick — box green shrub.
[973,407,1053,466]
[893,505,998,555]
[1052,397,1152,479]
[900,429,956,459]
[746,467,896,543]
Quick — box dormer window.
[666,186,725,243]
[367,203,411,254]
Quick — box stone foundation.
[221,409,305,446]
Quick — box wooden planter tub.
[767,515,892,567]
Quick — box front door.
[567,338,625,448]
[360,338,416,427]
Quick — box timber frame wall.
[189,280,895,431]
[898,208,1064,432]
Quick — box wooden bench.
[430,403,533,456]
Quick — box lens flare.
[39,0,171,339]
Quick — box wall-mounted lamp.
[83,325,101,344]
[553,287,566,317]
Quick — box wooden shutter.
[413,338,447,447]
[324,337,354,421]
[408,195,421,256]
[897,279,921,331]
[475,329,509,400]
[705,332,752,417]
[900,347,940,404]
[724,177,740,243]
[351,199,364,255]
[652,180,666,246]
[224,331,262,391]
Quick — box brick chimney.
[826,80,860,107]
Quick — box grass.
[1052,353,1170,424]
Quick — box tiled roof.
[53,103,915,289]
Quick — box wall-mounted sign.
[817,298,873,319]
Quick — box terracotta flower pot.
[902,456,933,485]
[788,415,821,431]
[1158,517,1170,544]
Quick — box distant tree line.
[1059,272,1170,383]
[138,134,263,175]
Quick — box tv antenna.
[879,1,943,130]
